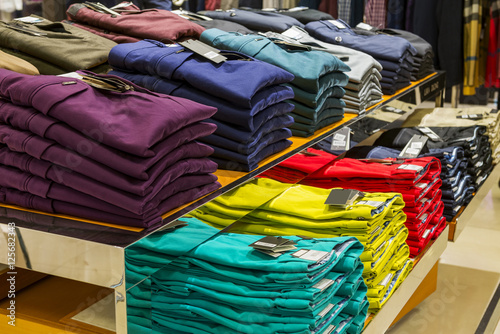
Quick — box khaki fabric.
[0,15,116,72]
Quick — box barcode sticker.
[333,133,346,141]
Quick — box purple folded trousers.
[0,69,217,157]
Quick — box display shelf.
[448,164,500,241]
[363,226,449,333]
[0,72,446,334]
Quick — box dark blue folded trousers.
[199,128,292,155]
[205,114,294,144]
[198,9,305,33]
[304,20,417,63]
[108,40,295,108]
[109,70,295,132]
[210,139,293,172]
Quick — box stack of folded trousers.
[301,157,447,257]
[107,40,296,172]
[314,108,404,154]
[189,178,412,313]
[126,216,369,334]
[200,28,351,137]
[262,26,384,114]
[258,148,337,183]
[65,3,206,43]
[125,217,222,333]
[371,28,435,80]
[305,20,417,95]
[407,107,500,165]
[344,145,471,222]
[0,16,116,75]
[0,69,221,228]
[374,126,494,188]
[198,8,305,32]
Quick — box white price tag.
[293,249,330,262]
[14,16,44,23]
[282,28,302,39]
[329,20,346,29]
[398,164,424,172]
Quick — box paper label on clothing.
[324,324,336,334]
[472,154,479,160]
[255,249,283,257]
[422,229,431,239]
[330,127,351,151]
[334,240,355,254]
[313,278,335,291]
[329,20,346,29]
[204,51,219,59]
[370,226,381,235]
[288,6,309,12]
[250,236,296,251]
[405,148,420,156]
[454,205,461,212]
[397,164,424,172]
[417,127,442,141]
[292,249,308,258]
[282,28,302,39]
[179,39,227,64]
[14,16,44,23]
[456,195,462,202]
[475,161,483,168]
[457,114,483,120]
[379,273,393,287]
[58,72,84,79]
[254,241,278,248]
[356,22,374,31]
[318,303,335,318]
[356,200,385,209]
[293,249,330,262]
[376,241,387,254]
[325,189,363,207]
[400,135,428,158]
[452,186,458,193]
[334,133,346,141]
